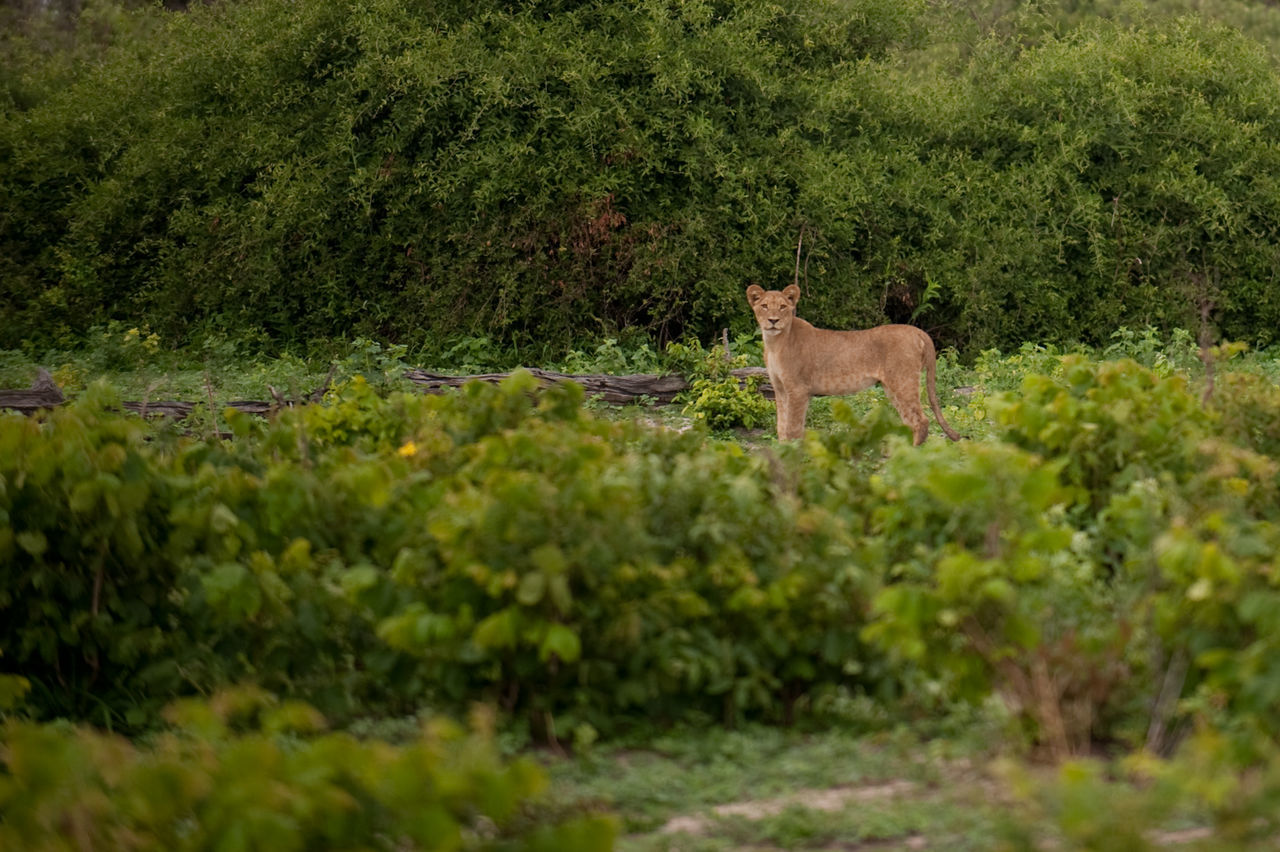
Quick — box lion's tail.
[923,336,963,442]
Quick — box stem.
[793,226,804,288]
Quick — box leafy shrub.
[10,3,1280,355]
[1,371,885,734]
[993,356,1213,508]
[0,688,616,852]
[1212,370,1280,460]
[6,351,1280,764]
[998,732,1280,850]
[0,383,198,727]
[862,354,1280,756]
[559,337,663,376]
[1102,327,1201,377]
[673,336,775,431]
[681,375,775,431]
[801,15,1280,352]
[0,0,926,351]
[862,441,1133,757]
[366,373,879,732]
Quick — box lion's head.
[746,284,801,339]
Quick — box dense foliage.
[0,0,925,351]
[841,19,1280,351]
[5,0,1280,353]
[3,344,1280,845]
[3,352,1279,755]
[1,374,890,733]
[0,687,616,851]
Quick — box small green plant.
[1103,326,1201,375]
[80,322,164,373]
[997,732,1280,851]
[561,337,662,375]
[432,336,518,374]
[681,375,774,431]
[663,335,763,381]
[338,337,412,390]
[973,343,1071,392]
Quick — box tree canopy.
[4,0,1280,353]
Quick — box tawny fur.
[746,284,962,445]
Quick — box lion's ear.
[782,284,800,306]
[746,284,765,305]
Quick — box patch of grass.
[728,792,998,850]
[544,723,1004,850]
[0,334,387,403]
[545,724,993,832]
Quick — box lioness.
[747,284,962,444]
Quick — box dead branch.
[1,366,779,421]
[0,368,64,412]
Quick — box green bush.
[9,2,1280,354]
[1,371,886,733]
[5,351,1280,763]
[0,688,617,852]
[998,733,1280,850]
[0,0,926,351]
[836,16,1280,352]
[676,340,774,431]
[861,354,1280,756]
[993,355,1213,508]
[862,440,1130,757]
[0,383,196,727]
[681,375,775,431]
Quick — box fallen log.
[0,365,338,418]
[0,368,64,413]
[403,367,774,403]
[404,367,773,402]
[0,366,775,418]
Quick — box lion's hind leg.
[883,381,929,445]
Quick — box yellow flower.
[397,441,418,458]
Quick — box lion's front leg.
[776,389,809,441]
[773,383,790,440]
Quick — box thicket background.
[5,0,1280,356]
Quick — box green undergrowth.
[4,332,1280,848]
[0,686,616,852]
[4,324,1269,435]
[545,721,1000,850]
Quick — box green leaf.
[547,574,573,613]
[0,674,31,710]
[539,624,581,664]
[340,564,381,598]
[473,609,518,651]
[530,544,566,575]
[202,562,261,619]
[15,530,47,557]
[517,571,547,606]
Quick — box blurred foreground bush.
[0,687,616,852]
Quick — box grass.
[540,720,1010,850]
